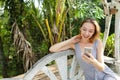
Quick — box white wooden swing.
[1,0,120,80]
[1,50,119,80]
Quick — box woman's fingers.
[70,35,81,43]
[74,35,81,42]
[82,55,91,63]
[84,52,94,59]
[82,53,95,64]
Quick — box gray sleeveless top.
[75,40,116,80]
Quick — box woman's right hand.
[70,35,81,44]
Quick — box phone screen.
[84,47,92,57]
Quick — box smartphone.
[84,47,92,57]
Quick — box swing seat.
[1,50,120,80]
[1,50,85,80]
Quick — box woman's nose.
[85,31,89,35]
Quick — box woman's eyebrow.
[89,29,94,30]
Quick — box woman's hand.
[70,35,81,44]
[82,52,96,64]
[82,52,105,71]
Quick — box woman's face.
[80,22,95,41]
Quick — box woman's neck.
[80,38,90,44]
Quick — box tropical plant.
[100,33,115,57]
[104,34,115,57]
[0,0,37,77]
[33,0,104,46]
[0,3,12,77]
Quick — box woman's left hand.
[82,53,96,64]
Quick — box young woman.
[49,18,117,80]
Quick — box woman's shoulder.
[94,39,103,48]
[94,39,102,43]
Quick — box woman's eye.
[83,29,86,31]
[89,31,94,33]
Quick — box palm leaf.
[11,22,36,71]
[32,14,47,41]
[45,19,53,45]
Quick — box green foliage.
[67,0,104,20]
[0,12,21,77]
[104,34,115,57]
[100,33,104,39]
[66,0,104,37]
[0,76,2,78]
[100,33,115,57]
[38,40,49,58]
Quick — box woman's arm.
[94,39,105,71]
[82,39,105,71]
[49,39,73,52]
[49,35,81,52]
